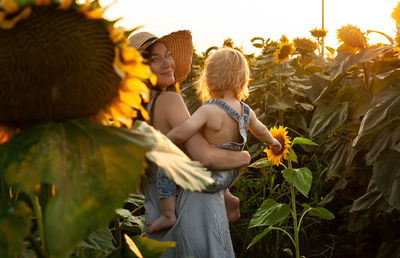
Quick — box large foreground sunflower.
[0,0,155,143]
[264,126,291,166]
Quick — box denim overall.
[201,99,250,193]
[156,99,250,197]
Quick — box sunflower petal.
[1,0,19,13]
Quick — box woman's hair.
[196,48,249,102]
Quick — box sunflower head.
[264,126,291,166]
[280,35,289,44]
[0,0,152,133]
[274,42,294,64]
[310,28,327,39]
[293,37,318,54]
[392,2,400,24]
[336,25,367,49]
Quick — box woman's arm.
[162,92,250,170]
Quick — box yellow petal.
[109,27,125,43]
[123,78,150,102]
[0,7,31,29]
[124,234,143,258]
[83,7,105,19]
[121,47,143,63]
[119,90,142,109]
[113,47,125,78]
[58,0,72,10]
[125,63,152,80]
[149,73,157,86]
[1,0,19,13]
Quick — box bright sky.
[100,0,397,54]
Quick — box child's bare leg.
[146,196,177,233]
[224,189,240,222]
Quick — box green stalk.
[288,160,300,258]
[31,194,47,253]
[278,65,283,124]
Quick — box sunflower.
[264,126,291,166]
[336,25,367,49]
[293,37,318,54]
[0,0,155,143]
[391,2,400,24]
[274,42,294,64]
[310,28,327,39]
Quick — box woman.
[128,30,249,258]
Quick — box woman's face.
[149,42,175,90]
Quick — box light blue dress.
[144,94,249,258]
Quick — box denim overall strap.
[203,99,250,143]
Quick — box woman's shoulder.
[157,91,185,107]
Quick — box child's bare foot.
[146,214,176,233]
[224,191,240,222]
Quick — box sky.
[99,0,397,55]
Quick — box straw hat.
[128,30,193,83]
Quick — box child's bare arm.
[166,106,208,144]
[248,109,282,151]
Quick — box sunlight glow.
[98,0,397,54]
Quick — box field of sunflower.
[180,7,400,257]
[1,0,400,258]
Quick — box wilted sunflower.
[274,42,294,63]
[264,126,291,166]
[0,0,155,143]
[310,28,327,39]
[336,25,367,49]
[293,37,318,54]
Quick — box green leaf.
[292,137,318,146]
[353,92,400,147]
[247,227,273,249]
[308,207,335,220]
[331,46,393,80]
[0,120,150,256]
[283,248,293,256]
[282,168,312,197]
[287,148,298,163]
[373,150,400,211]
[249,199,290,228]
[0,201,32,258]
[249,157,272,168]
[130,235,175,258]
[309,102,349,139]
[134,121,214,192]
[72,228,115,257]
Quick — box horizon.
[100,0,397,54]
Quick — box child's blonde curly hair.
[196,48,249,102]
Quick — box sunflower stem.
[31,194,47,253]
[289,160,300,258]
[278,65,283,125]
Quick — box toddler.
[147,48,282,233]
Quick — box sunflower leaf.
[0,201,32,258]
[287,148,298,163]
[282,168,312,197]
[249,199,290,228]
[0,120,149,256]
[247,227,273,249]
[292,137,318,146]
[249,157,272,168]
